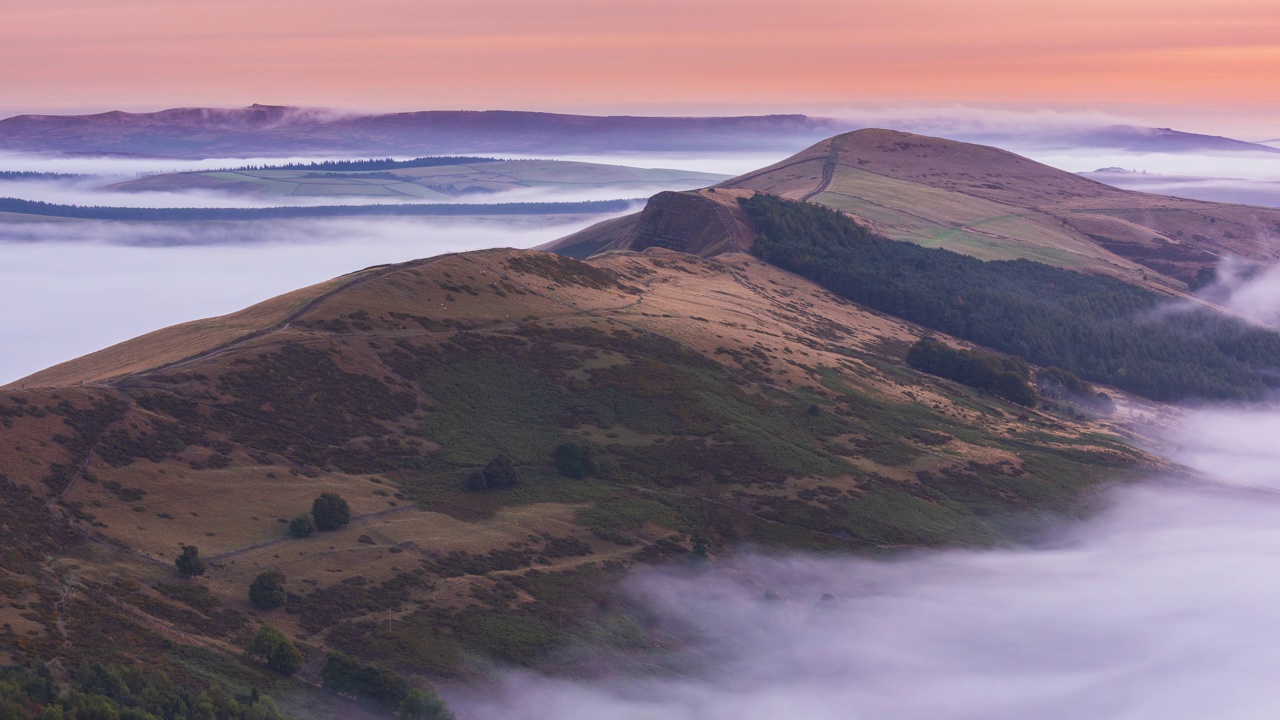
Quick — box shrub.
[321,650,362,695]
[289,515,315,538]
[463,455,520,492]
[322,651,415,710]
[312,493,351,531]
[249,571,287,610]
[175,545,206,578]
[245,624,303,674]
[906,337,1037,406]
[400,688,456,720]
[483,455,519,489]
[552,442,595,479]
[464,470,488,493]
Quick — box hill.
[104,158,728,201]
[0,105,841,157]
[0,197,634,222]
[0,245,1154,715]
[1071,125,1280,154]
[550,129,1280,291]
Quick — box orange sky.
[2,0,1277,132]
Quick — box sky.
[2,0,1278,137]
[0,214,610,385]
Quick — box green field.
[116,160,729,199]
[809,167,1119,270]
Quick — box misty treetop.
[740,193,1280,402]
[219,156,502,172]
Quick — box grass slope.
[721,129,1280,291]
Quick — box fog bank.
[1189,257,1280,327]
[1080,172,1280,208]
[0,214,605,384]
[457,404,1280,720]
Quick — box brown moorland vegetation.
[0,244,1161,716]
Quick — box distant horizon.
[4,0,1277,138]
[0,101,1276,145]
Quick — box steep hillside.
[556,129,1280,292]
[722,129,1280,289]
[546,188,755,258]
[0,247,1153,714]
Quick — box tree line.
[0,663,286,720]
[220,156,501,172]
[905,337,1036,406]
[740,193,1280,402]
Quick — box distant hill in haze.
[551,129,1280,290]
[1072,125,1280,154]
[5,104,1275,160]
[0,104,843,158]
[947,125,1280,154]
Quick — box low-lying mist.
[1185,257,1280,326]
[1080,171,1280,208]
[0,214,608,384]
[454,405,1280,720]
[0,175,705,210]
[1024,149,1280,182]
[0,150,753,210]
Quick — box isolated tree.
[311,492,351,531]
[245,624,303,675]
[464,455,520,492]
[175,545,206,578]
[481,455,519,489]
[399,688,456,720]
[321,651,362,695]
[355,665,409,709]
[243,696,286,720]
[289,515,315,539]
[552,442,595,479]
[463,470,488,493]
[323,651,413,709]
[248,571,287,610]
[690,534,710,564]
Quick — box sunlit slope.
[721,129,1280,289]
[6,272,367,389]
[0,247,1153,689]
[107,160,729,200]
[542,187,757,259]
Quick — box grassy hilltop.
[0,245,1155,714]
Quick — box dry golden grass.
[0,243,1162,680]
[6,276,354,389]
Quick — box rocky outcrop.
[541,189,757,259]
